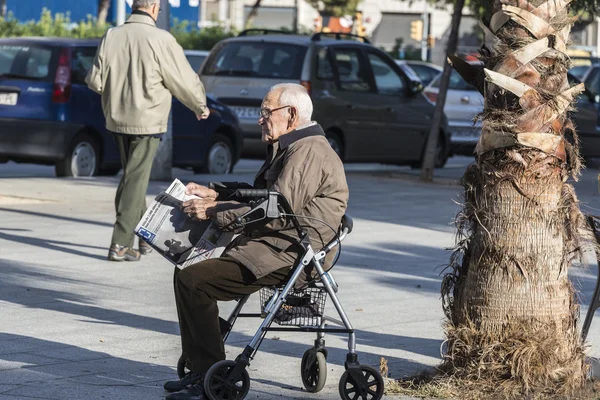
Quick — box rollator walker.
[176,188,384,400]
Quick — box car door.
[364,50,428,162]
[326,46,385,161]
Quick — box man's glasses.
[259,105,291,119]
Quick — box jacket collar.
[254,123,324,181]
[278,122,324,150]
[126,11,157,27]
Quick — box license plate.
[231,107,260,120]
[0,92,17,106]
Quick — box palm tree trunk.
[442,0,590,395]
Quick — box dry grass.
[384,372,600,400]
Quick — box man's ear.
[289,107,296,122]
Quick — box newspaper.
[134,179,234,269]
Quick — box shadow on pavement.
[0,208,113,228]
[0,259,179,336]
[0,229,107,261]
[0,332,175,400]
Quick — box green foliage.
[306,0,361,17]
[171,19,236,50]
[0,9,236,50]
[0,9,109,38]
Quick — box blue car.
[0,37,243,177]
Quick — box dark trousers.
[174,256,289,373]
[111,134,160,247]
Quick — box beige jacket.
[86,13,208,135]
[210,123,349,286]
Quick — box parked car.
[395,60,442,87]
[423,67,600,158]
[0,38,242,177]
[200,30,451,168]
[185,49,210,73]
[423,67,484,156]
[567,72,600,159]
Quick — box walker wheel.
[204,360,250,400]
[338,364,384,400]
[301,349,327,393]
[177,353,189,379]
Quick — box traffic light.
[427,34,435,48]
[410,20,423,42]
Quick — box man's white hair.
[132,0,159,9]
[270,83,313,124]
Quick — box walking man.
[86,0,210,261]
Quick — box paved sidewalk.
[0,158,598,400]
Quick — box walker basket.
[259,286,326,327]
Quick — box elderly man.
[86,0,210,262]
[163,83,349,400]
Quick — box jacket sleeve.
[159,35,209,116]
[210,145,325,232]
[85,29,111,94]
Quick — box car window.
[431,69,476,91]
[186,54,207,73]
[202,41,306,79]
[367,52,404,95]
[332,48,370,92]
[585,67,600,95]
[407,64,440,86]
[569,65,589,81]
[72,47,96,85]
[316,47,334,80]
[0,45,53,80]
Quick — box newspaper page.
[135,179,234,269]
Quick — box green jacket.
[85,13,208,135]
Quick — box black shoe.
[165,383,206,400]
[163,372,204,393]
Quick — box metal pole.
[421,10,429,62]
[150,0,173,182]
[218,0,229,28]
[293,0,299,33]
[116,0,127,26]
[0,0,6,18]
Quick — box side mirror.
[409,80,424,95]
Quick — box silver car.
[395,60,442,87]
[423,68,483,156]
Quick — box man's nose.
[258,116,265,125]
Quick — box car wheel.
[196,133,233,175]
[55,133,100,177]
[411,133,447,169]
[326,130,344,161]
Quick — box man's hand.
[182,198,218,221]
[196,109,210,120]
[185,182,217,199]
